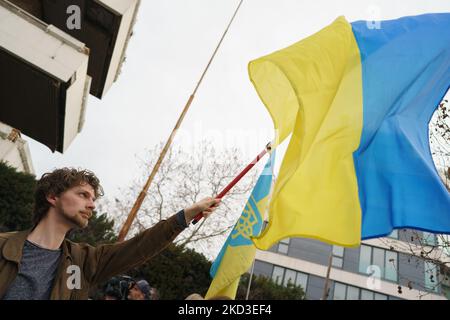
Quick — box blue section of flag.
[210,151,275,278]
[351,13,450,238]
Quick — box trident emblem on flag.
[231,196,261,245]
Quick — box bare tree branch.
[107,140,258,259]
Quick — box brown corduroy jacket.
[0,214,185,300]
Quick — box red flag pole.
[191,142,272,225]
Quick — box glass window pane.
[332,245,344,257]
[333,283,346,300]
[332,257,343,268]
[347,286,359,300]
[295,272,308,291]
[424,261,438,292]
[361,290,374,300]
[278,243,289,254]
[272,266,284,286]
[388,229,398,239]
[422,232,437,246]
[385,251,398,282]
[374,293,388,300]
[442,284,450,300]
[359,245,372,274]
[373,247,385,279]
[283,269,297,287]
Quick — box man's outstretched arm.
[86,197,220,285]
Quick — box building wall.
[253,229,447,300]
[398,253,427,291]
[0,123,34,174]
[286,238,331,266]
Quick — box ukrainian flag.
[205,152,275,299]
[249,14,450,249]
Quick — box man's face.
[128,284,145,300]
[53,183,96,229]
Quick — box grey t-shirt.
[3,240,62,300]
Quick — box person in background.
[150,287,160,300]
[128,279,151,300]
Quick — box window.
[385,250,398,282]
[333,245,344,256]
[424,261,439,293]
[333,283,346,300]
[271,265,308,291]
[374,293,388,300]
[346,286,359,300]
[277,238,290,254]
[388,229,398,239]
[359,245,372,274]
[332,257,343,268]
[272,266,284,285]
[373,247,385,278]
[295,272,308,291]
[332,246,344,268]
[333,282,391,300]
[283,269,296,287]
[360,289,374,300]
[422,232,437,246]
[442,284,450,300]
[332,283,360,300]
[359,245,398,282]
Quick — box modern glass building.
[253,228,450,300]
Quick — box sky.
[26,0,450,200]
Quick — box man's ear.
[46,193,58,207]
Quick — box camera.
[103,275,135,300]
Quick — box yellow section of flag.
[249,17,363,248]
[205,245,255,299]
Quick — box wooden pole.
[321,251,333,300]
[117,0,244,241]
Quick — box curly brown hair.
[32,168,104,226]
